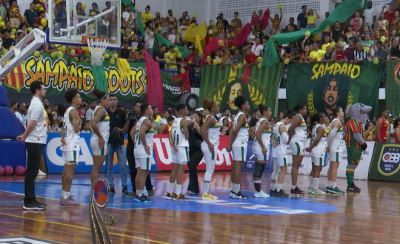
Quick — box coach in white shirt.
[363,1,376,29]
[17,81,47,211]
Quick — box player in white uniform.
[288,103,308,196]
[166,104,190,201]
[60,88,82,206]
[227,96,250,199]
[271,114,292,197]
[326,107,345,194]
[90,89,110,184]
[133,102,154,203]
[200,98,220,200]
[252,104,272,198]
[306,113,327,195]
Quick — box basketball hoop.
[87,38,109,66]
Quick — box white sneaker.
[314,188,326,195]
[37,170,46,176]
[254,190,270,198]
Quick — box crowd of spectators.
[119,0,400,70]
[1,0,399,76]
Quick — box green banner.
[4,53,187,106]
[161,71,191,107]
[200,64,283,115]
[369,143,400,182]
[286,62,382,117]
[385,61,400,117]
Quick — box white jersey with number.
[201,115,221,147]
[291,114,307,143]
[91,106,110,141]
[171,117,189,148]
[272,122,287,158]
[232,112,249,146]
[61,107,80,152]
[134,117,155,158]
[329,118,344,153]
[253,118,271,153]
[311,124,328,157]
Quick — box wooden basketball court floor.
[0,171,399,244]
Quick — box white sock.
[63,191,70,199]
[291,185,297,190]
[332,182,337,188]
[203,182,210,193]
[328,181,332,187]
[231,183,235,192]
[313,178,319,189]
[168,182,174,193]
[62,190,65,198]
[309,177,314,188]
[176,185,182,195]
[276,183,282,192]
[137,190,143,196]
[235,184,240,193]
[271,182,275,190]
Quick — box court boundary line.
[0,211,170,244]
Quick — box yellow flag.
[184,22,207,56]
[116,58,131,81]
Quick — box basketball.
[4,165,13,176]
[15,166,26,176]
[0,166,4,176]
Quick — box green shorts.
[347,146,361,166]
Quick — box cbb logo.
[378,145,400,176]
[382,152,400,163]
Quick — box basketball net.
[87,38,109,66]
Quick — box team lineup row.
[56,87,372,205]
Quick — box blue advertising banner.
[44,133,157,174]
[242,141,273,173]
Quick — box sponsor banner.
[286,139,375,180]
[320,141,375,180]
[154,135,232,171]
[242,141,273,173]
[369,143,400,182]
[44,133,157,174]
[286,62,382,118]
[4,53,189,106]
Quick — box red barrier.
[153,135,232,171]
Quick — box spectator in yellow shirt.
[321,35,332,52]
[306,9,319,29]
[166,45,177,75]
[310,43,325,62]
[141,5,153,26]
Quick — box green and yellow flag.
[200,64,283,115]
[385,61,400,117]
[286,62,382,117]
